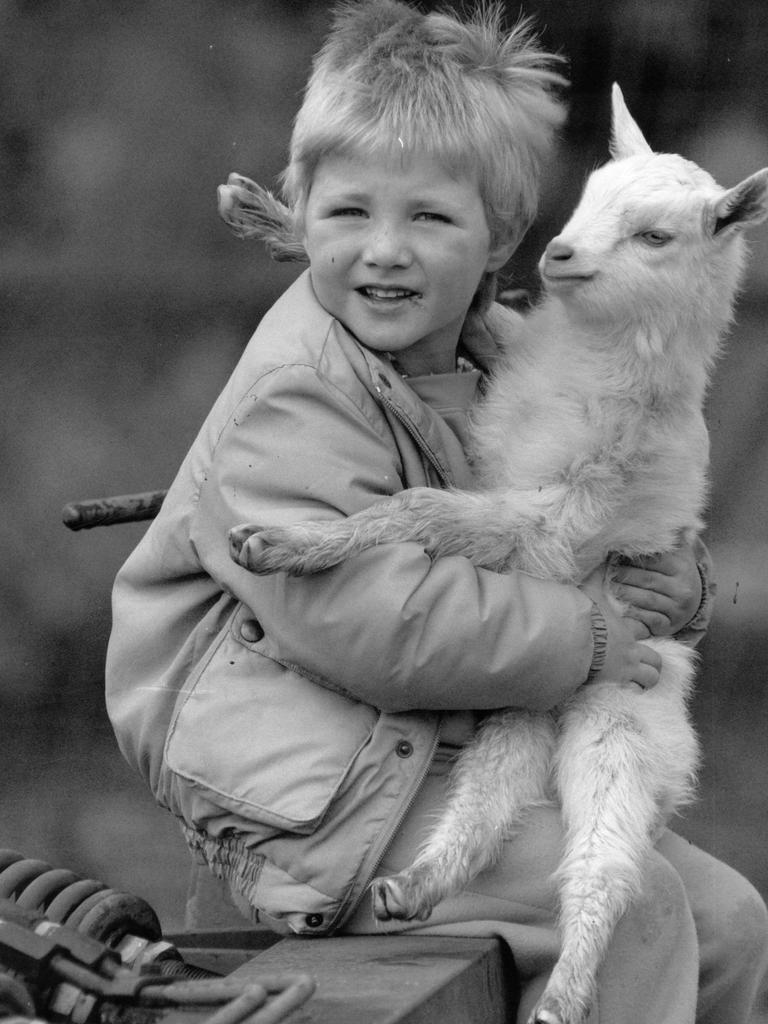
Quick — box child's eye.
[415,211,451,223]
[330,207,367,218]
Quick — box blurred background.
[1,0,767,1008]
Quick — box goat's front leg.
[229,488,502,576]
[372,709,556,922]
[230,485,567,576]
[229,515,375,577]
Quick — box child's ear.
[486,240,516,273]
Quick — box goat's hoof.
[229,524,297,575]
[229,524,263,564]
[528,991,584,1024]
[229,522,339,576]
[530,1011,562,1024]
[370,876,434,923]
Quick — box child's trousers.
[340,761,768,1024]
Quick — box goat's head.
[539,84,768,347]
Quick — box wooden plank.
[228,934,519,1024]
[170,926,282,951]
[170,927,283,976]
[61,490,166,529]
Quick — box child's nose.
[362,223,412,268]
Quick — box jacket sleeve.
[675,534,716,647]
[190,361,596,713]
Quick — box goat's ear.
[712,169,768,235]
[217,173,307,262]
[609,83,653,161]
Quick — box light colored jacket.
[106,271,711,935]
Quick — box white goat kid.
[229,85,768,1024]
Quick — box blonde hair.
[283,0,568,252]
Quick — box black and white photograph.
[2,3,767,1022]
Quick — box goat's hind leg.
[530,713,659,1024]
[372,709,556,922]
[530,651,698,1024]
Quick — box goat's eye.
[638,229,673,247]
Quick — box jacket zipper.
[328,376,451,930]
[374,384,453,489]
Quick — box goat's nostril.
[545,239,574,262]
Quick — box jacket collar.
[349,307,515,489]
[300,270,515,489]
[348,341,461,488]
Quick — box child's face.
[302,150,510,371]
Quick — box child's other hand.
[580,567,662,690]
[611,543,703,637]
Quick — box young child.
[105,3,767,1022]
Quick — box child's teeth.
[367,287,412,298]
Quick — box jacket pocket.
[164,603,378,834]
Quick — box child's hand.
[580,567,662,690]
[611,544,703,637]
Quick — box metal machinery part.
[0,852,314,1024]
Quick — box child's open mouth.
[358,286,420,302]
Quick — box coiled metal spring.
[0,850,161,946]
[0,853,314,1023]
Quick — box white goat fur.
[230,85,768,1024]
